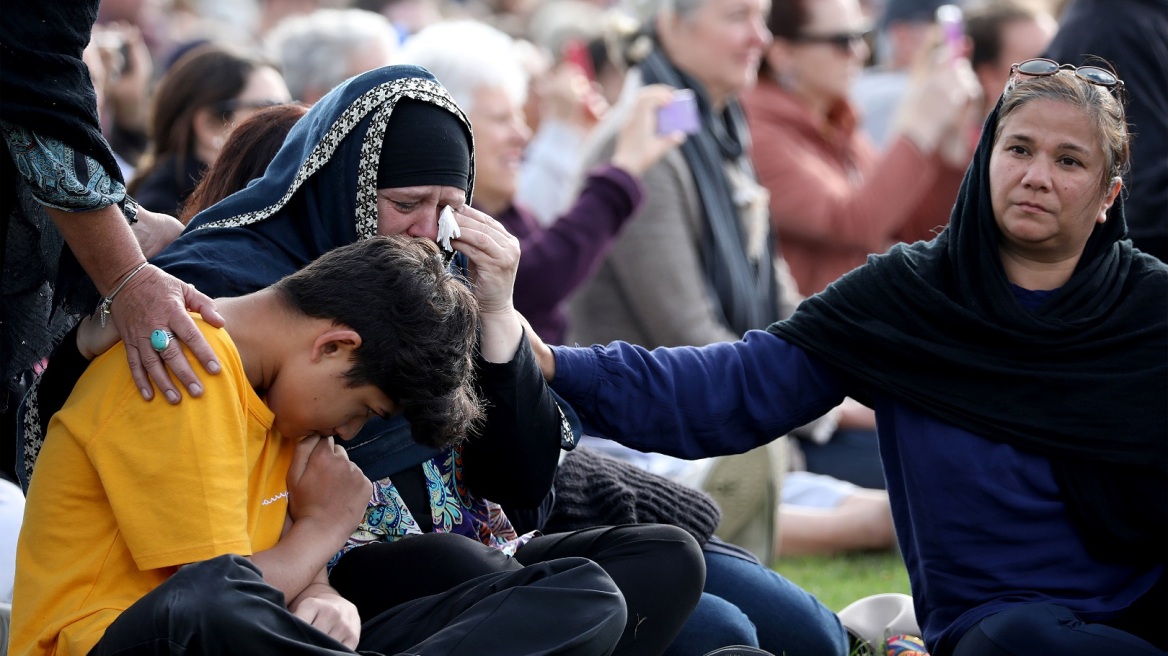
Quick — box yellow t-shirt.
[10,321,295,656]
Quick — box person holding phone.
[746,0,980,299]
[739,0,979,495]
[397,20,685,346]
[562,0,851,653]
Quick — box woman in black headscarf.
[166,64,708,655]
[533,60,1167,655]
[1,0,223,458]
[32,64,705,654]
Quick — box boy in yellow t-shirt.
[10,236,625,656]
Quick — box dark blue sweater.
[550,324,1162,653]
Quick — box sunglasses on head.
[1008,58,1124,96]
[791,29,871,51]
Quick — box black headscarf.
[638,46,780,337]
[376,99,470,190]
[151,65,474,297]
[770,90,1168,565]
[149,65,475,476]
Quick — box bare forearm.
[522,314,557,381]
[248,518,351,603]
[478,309,524,363]
[45,204,144,295]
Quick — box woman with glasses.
[531,60,1167,655]
[565,0,850,653]
[744,0,980,299]
[740,0,980,511]
[127,42,290,217]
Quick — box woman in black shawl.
[532,62,1167,655]
[0,0,223,459]
[34,64,704,654]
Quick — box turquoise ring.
[150,329,175,352]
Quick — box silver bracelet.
[97,261,149,328]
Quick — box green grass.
[771,550,912,612]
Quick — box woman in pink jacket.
[743,0,980,297]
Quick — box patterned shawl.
[151,64,474,296]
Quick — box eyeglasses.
[1008,58,1124,96]
[791,29,871,52]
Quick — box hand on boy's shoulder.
[74,315,243,416]
[286,436,371,539]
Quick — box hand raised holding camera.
[610,85,690,178]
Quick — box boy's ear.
[310,328,363,362]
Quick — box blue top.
[549,323,1163,652]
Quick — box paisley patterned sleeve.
[0,119,125,212]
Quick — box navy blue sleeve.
[550,329,847,459]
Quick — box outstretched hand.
[109,264,224,403]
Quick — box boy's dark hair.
[273,236,482,447]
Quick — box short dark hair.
[767,0,810,41]
[760,0,810,78]
[273,236,483,448]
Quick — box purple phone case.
[657,91,701,135]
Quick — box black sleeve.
[10,324,90,489]
[502,487,556,535]
[460,329,568,508]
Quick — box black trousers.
[951,597,1167,656]
[90,551,625,655]
[331,525,705,656]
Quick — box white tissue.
[437,205,460,252]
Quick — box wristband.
[121,196,139,225]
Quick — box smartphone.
[657,89,701,136]
[935,4,964,59]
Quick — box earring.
[212,135,225,150]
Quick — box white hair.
[622,0,708,26]
[265,8,397,103]
[395,20,528,114]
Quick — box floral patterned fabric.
[330,444,535,569]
